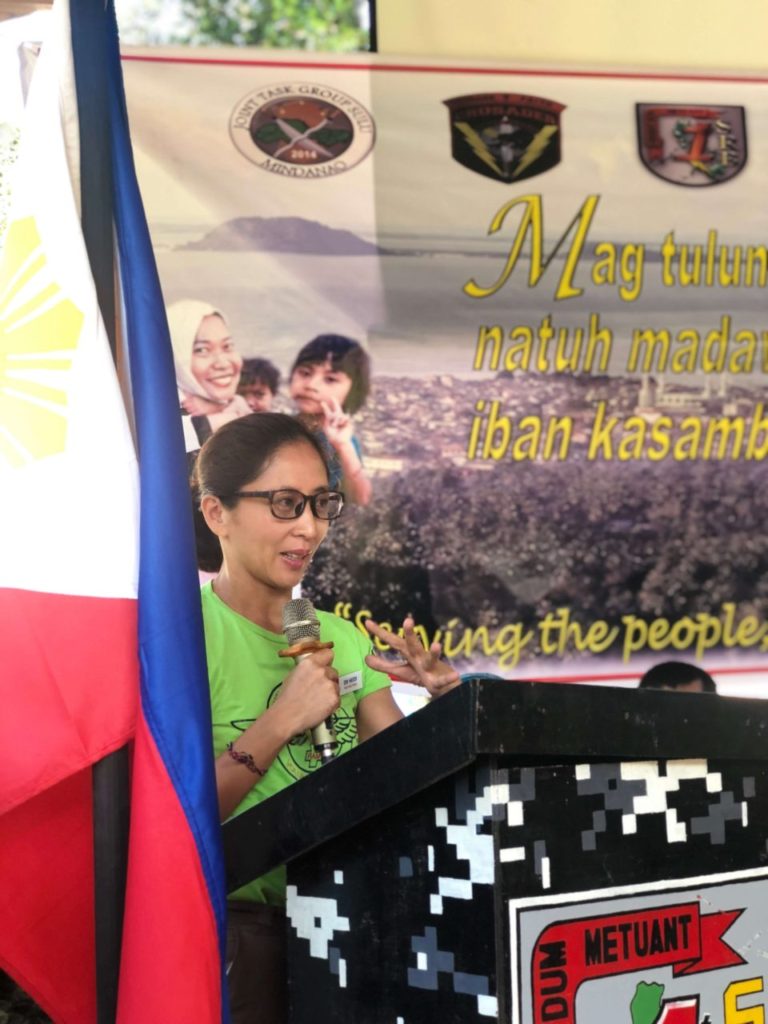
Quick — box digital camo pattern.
[286,758,768,1023]
[575,760,751,849]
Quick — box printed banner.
[514,871,768,1024]
[123,49,768,683]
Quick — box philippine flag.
[0,2,228,1022]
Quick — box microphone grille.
[282,598,321,646]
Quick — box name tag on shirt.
[339,670,363,696]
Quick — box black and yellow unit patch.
[443,92,565,183]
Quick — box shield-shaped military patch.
[443,93,565,183]
[636,103,747,187]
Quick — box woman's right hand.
[215,649,339,821]
[272,648,340,738]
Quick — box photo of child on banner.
[289,334,372,505]
[238,357,280,412]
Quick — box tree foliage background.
[303,457,768,670]
[117,0,369,49]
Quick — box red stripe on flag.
[0,589,138,814]
[117,716,223,1023]
[0,768,97,1024]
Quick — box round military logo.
[230,83,375,178]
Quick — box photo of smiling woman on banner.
[167,299,251,449]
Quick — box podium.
[222,679,768,1024]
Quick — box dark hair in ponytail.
[195,412,328,505]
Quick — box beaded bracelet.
[226,741,266,777]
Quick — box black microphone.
[281,598,338,765]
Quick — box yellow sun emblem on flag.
[0,216,83,467]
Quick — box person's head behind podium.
[194,411,337,580]
[638,661,717,694]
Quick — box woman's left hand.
[364,617,461,699]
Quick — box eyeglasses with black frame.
[228,488,345,520]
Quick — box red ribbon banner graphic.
[531,903,745,1024]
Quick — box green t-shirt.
[201,582,392,904]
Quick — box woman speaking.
[194,413,459,1023]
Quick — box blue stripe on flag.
[103,4,229,1014]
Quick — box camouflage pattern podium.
[222,679,768,1024]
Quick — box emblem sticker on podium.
[510,869,768,1024]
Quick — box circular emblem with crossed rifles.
[230,83,375,178]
